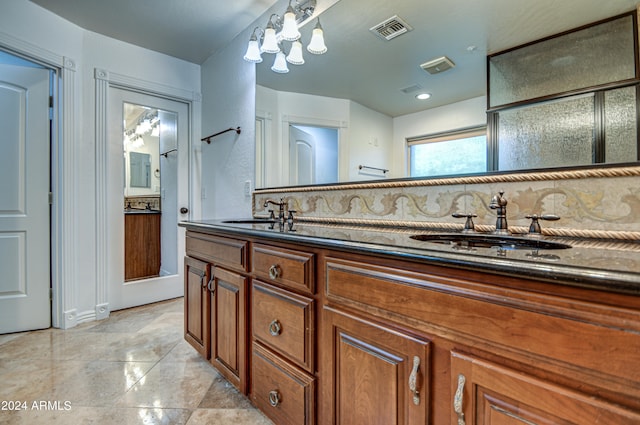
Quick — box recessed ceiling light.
[416,93,431,100]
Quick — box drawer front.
[186,231,248,271]
[252,243,314,294]
[251,343,315,425]
[252,280,314,371]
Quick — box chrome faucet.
[264,198,286,222]
[489,191,509,234]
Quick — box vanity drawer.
[186,231,248,271]
[252,243,314,294]
[251,342,315,425]
[252,280,314,372]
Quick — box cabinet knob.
[180,207,189,214]
[268,264,281,280]
[268,319,282,336]
[268,390,281,407]
[453,373,466,425]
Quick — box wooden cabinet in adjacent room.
[124,212,161,281]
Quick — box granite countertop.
[180,219,640,295]
[124,208,161,214]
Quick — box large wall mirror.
[254,0,639,189]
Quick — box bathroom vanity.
[180,219,640,424]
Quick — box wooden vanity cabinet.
[183,227,640,425]
[183,256,210,358]
[249,243,317,425]
[184,231,249,392]
[323,306,430,425]
[210,266,248,393]
[450,351,640,425]
[322,253,640,425]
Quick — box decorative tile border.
[253,166,640,240]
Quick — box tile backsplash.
[253,166,640,240]
[125,196,161,211]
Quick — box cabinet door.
[210,266,248,394]
[324,307,430,425]
[451,351,640,425]
[184,256,210,358]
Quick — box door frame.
[281,114,347,185]
[0,33,78,329]
[95,68,200,317]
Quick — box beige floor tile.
[1,406,192,425]
[116,359,217,409]
[186,408,273,425]
[0,298,266,424]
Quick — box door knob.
[180,207,189,214]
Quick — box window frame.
[407,126,488,178]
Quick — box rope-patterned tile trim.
[255,166,640,194]
[294,216,640,242]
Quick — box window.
[408,127,487,177]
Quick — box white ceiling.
[29,0,639,117]
[28,0,280,64]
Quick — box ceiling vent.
[400,84,423,94]
[420,56,456,74]
[370,15,413,41]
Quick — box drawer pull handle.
[268,390,281,407]
[454,374,466,425]
[408,356,420,405]
[268,319,282,336]
[268,264,281,279]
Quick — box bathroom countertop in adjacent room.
[180,219,640,295]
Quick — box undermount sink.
[410,233,572,250]
[221,218,277,224]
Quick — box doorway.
[108,88,189,311]
[288,124,338,185]
[0,51,53,333]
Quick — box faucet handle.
[525,214,560,235]
[268,209,276,220]
[452,212,477,233]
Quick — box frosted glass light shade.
[271,51,289,73]
[261,26,280,54]
[286,40,305,65]
[243,39,263,63]
[307,21,327,55]
[135,119,151,135]
[281,6,301,41]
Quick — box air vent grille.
[400,84,423,94]
[420,56,456,74]
[370,15,413,41]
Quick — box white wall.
[1,0,200,327]
[200,29,256,218]
[349,101,393,181]
[256,86,396,185]
[391,96,487,178]
[256,85,350,187]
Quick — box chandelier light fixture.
[243,0,327,73]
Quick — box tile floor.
[0,297,273,425]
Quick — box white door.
[0,64,51,333]
[289,125,316,185]
[108,88,189,311]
